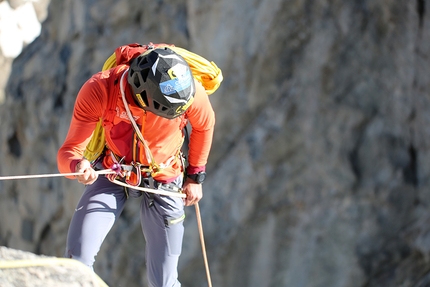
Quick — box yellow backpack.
[83,43,223,163]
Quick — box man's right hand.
[75,159,98,185]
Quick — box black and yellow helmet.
[127,47,195,119]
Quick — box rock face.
[0,246,108,287]
[1,0,430,287]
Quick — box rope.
[0,170,210,286]
[0,257,109,287]
[119,69,160,175]
[0,169,116,181]
[169,46,223,95]
[195,203,213,287]
[0,167,184,198]
[119,68,184,177]
[109,179,186,198]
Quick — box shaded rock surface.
[1,0,430,287]
[0,246,107,287]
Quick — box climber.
[57,44,216,287]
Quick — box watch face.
[196,172,206,183]
[189,172,206,183]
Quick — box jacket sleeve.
[57,74,107,177]
[185,79,216,174]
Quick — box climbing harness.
[103,149,185,198]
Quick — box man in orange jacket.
[57,46,215,287]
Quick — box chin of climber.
[57,43,218,287]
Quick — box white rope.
[110,178,186,198]
[0,168,185,198]
[0,169,116,181]
[119,69,182,172]
[119,69,153,164]
[0,169,184,197]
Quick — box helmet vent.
[139,57,149,66]
[133,75,141,89]
[141,67,149,82]
[141,91,149,106]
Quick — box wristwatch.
[187,172,207,184]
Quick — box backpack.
[83,43,223,163]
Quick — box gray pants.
[65,175,184,287]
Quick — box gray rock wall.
[1,0,430,286]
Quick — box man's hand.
[182,178,203,206]
[75,159,98,185]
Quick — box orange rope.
[195,203,213,287]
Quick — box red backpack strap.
[114,43,146,66]
[114,42,175,66]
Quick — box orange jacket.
[57,65,215,182]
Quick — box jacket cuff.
[186,165,206,175]
[70,159,81,174]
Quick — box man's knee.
[65,249,95,269]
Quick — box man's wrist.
[186,165,206,175]
[186,171,207,184]
[71,159,82,173]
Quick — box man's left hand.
[182,178,203,206]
